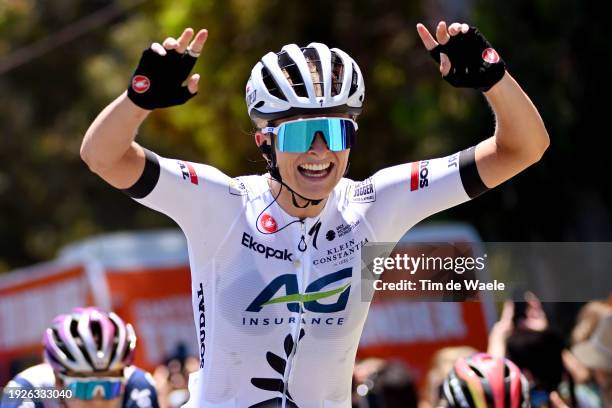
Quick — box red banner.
[0,262,93,383]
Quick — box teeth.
[299,162,331,171]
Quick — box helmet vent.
[349,63,359,96]
[278,51,307,98]
[330,52,344,97]
[302,47,324,97]
[90,320,103,351]
[470,366,485,378]
[261,67,286,101]
[107,319,120,367]
[52,328,75,363]
[71,319,94,369]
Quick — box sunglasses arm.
[261,126,277,135]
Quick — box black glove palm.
[429,27,506,92]
[127,48,197,110]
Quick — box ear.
[255,131,273,162]
[254,131,269,147]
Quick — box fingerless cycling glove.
[429,27,506,92]
[127,48,197,110]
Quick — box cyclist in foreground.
[80,20,549,407]
[2,307,159,408]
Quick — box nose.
[309,132,329,154]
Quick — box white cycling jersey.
[123,146,487,408]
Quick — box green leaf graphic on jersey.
[246,268,352,313]
[262,283,349,306]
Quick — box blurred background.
[1,0,611,407]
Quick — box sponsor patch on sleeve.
[348,177,376,203]
[177,161,199,185]
[228,177,249,196]
[410,160,430,191]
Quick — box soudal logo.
[482,48,500,64]
[260,213,278,233]
[246,268,352,313]
[131,75,150,94]
[241,232,293,261]
[410,160,430,191]
[197,283,206,368]
[177,161,198,185]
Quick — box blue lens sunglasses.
[262,117,358,153]
[60,374,124,400]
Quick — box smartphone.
[512,288,528,327]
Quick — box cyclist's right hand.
[127,28,208,110]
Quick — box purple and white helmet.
[43,307,136,374]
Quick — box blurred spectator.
[571,301,612,345]
[352,358,417,408]
[419,346,477,408]
[488,294,549,358]
[506,328,565,406]
[571,314,612,407]
[487,295,571,407]
[153,356,198,408]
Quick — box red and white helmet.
[246,42,365,127]
[443,353,530,408]
[43,307,136,374]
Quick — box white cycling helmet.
[246,42,365,127]
[43,307,137,374]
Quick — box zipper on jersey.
[282,221,309,407]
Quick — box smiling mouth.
[297,162,334,179]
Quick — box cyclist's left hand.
[416,21,468,76]
[416,21,506,91]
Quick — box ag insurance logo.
[246,268,352,313]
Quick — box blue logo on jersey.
[246,268,351,313]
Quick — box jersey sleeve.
[123,367,160,408]
[2,377,44,408]
[122,149,234,237]
[352,146,488,242]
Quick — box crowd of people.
[2,298,610,407]
[349,298,612,408]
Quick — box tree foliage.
[0,0,610,272]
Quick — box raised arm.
[416,21,549,188]
[80,28,208,189]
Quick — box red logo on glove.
[260,214,278,233]
[482,48,500,64]
[132,75,150,93]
